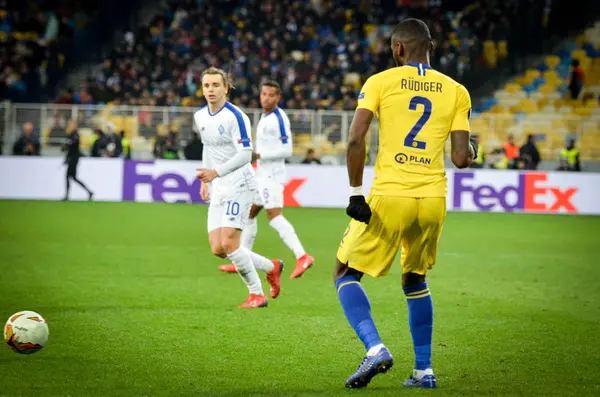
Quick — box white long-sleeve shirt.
[194,102,256,195]
[255,107,293,183]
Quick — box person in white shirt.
[218,81,314,279]
[195,67,283,309]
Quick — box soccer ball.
[4,311,49,354]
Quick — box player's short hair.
[201,67,234,94]
[261,80,281,95]
[391,18,433,57]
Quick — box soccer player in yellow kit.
[334,19,478,389]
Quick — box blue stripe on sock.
[404,282,433,370]
[336,275,382,351]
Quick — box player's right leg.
[261,178,314,279]
[334,196,406,389]
[218,190,283,301]
[207,196,265,307]
[64,160,93,201]
[219,227,270,308]
[218,203,262,273]
[399,197,446,389]
[63,174,71,201]
[334,259,393,389]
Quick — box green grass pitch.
[1,200,599,396]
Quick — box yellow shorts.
[337,196,446,277]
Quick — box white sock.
[366,343,385,356]
[241,217,257,250]
[227,248,263,295]
[269,215,306,259]
[413,368,434,379]
[242,247,274,274]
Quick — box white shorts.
[207,189,254,232]
[254,177,284,209]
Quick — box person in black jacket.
[12,122,41,156]
[62,120,93,201]
[90,128,108,157]
[519,134,541,170]
[184,132,203,160]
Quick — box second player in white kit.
[218,81,314,279]
[195,68,283,309]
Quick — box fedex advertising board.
[449,170,594,214]
[0,158,598,215]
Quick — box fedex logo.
[453,172,578,213]
[122,161,203,203]
[121,161,307,205]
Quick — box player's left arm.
[450,84,476,169]
[258,115,293,161]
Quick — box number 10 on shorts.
[226,201,240,216]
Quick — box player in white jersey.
[218,81,314,279]
[194,67,283,309]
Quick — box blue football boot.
[403,370,437,388]
[345,347,394,389]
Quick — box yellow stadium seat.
[483,41,497,67]
[586,98,599,108]
[490,104,507,113]
[517,99,539,113]
[539,84,558,95]
[571,49,587,60]
[576,34,590,45]
[497,40,508,59]
[504,82,522,93]
[515,76,528,86]
[364,24,377,35]
[574,107,592,117]
[525,69,541,79]
[545,55,561,69]
[543,69,560,81]
[295,134,312,145]
[581,124,599,136]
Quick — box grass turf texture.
[0,200,599,397]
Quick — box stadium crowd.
[0,0,100,102]
[51,0,525,110]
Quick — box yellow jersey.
[358,63,471,197]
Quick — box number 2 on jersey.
[403,96,432,150]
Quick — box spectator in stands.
[519,134,541,170]
[488,148,509,170]
[558,138,581,171]
[153,132,166,159]
[470,134,485,168]
[90,128,107,157]
[104,132,123,158]
[568,59,584,100]
[162,131,180,160]
[63,0,478,110]
[12,122,40,156]
[184,132,203,161]
[503,134,519,168]
[120,131,131,160]
[301,148,321,165]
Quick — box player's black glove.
[469,136,479,160]
[346,195,372,224]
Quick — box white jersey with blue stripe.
[256,107,293,183]
[194,101,256,193]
